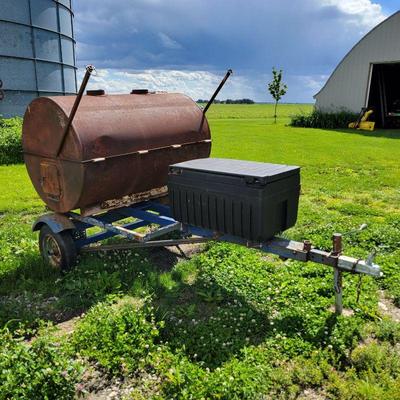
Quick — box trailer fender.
[33,213,76,233]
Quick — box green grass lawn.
[1,104,400,399]
[0,164,43,213]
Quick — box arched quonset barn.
[315,11,400,128]
[0,0,77,117]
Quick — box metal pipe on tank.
[56,65,95,156]
[203,69,233,114]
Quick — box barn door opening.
[367,63,400,128]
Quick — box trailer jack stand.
[332,233,343,315]
[334,269,343,315]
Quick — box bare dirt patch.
[78,366,163,399]
[328,305,354,317]
[298,388,327,400]
[56,316,81,336]
[146,243,204,271]
[378,290,400,322]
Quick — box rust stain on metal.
[303,240,312,252]
[81,186,168,216]
[22,92,211,214]
[332,233,343,255]
[39,161,61,199]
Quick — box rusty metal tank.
[22,92,211,214]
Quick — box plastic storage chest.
[168,158,301,242]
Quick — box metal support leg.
[175,245,188,259]
[334,268,343,315]
[332,233,343,315]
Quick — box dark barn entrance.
[368,62,400,128]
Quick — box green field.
[1,104,400,399]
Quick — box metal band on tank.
[23,139,212,164]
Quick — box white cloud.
[321,0,386,30]
[295,74,329,92]
[77,68,330,103]
[78,68,257,101]
[158,33,183,50]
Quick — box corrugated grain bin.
[0,0,77,117]
[168,158,300,241]
[22,92,211,213]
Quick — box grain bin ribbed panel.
[0,0,77,117]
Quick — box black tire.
[39,225,77,271]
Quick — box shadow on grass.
[331,128,400,139]
[0,247,180,328]
[0,244,344,370]
[153,271,343,369]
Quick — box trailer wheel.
[39,225,77,271]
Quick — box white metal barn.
[314,11,400,128]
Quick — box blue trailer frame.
[33,200,382,315]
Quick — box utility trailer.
[33,158,382,316]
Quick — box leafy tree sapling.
[268,67,288,123]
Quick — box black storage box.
[168,158,300,242]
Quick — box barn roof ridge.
[314,10,400,99]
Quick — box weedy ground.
[0,104,400,399]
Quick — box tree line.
[197,98,255,104]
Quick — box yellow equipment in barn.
[348,108,375,131]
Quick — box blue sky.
[73,0,399,103]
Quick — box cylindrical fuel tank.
[22,92,211,213]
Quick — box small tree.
[268,67,288,123]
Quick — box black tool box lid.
[170,158,300,184]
